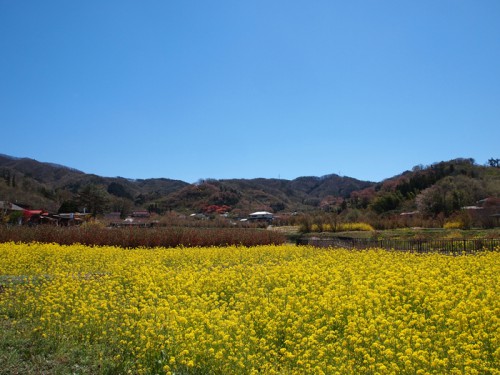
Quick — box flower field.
[1,243,499,374]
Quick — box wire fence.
[297,237,500,254]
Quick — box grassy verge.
[0,274,104,375]
[1,320,91,375]
[0,302,115,375]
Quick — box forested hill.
[159,175,374,214]
[1,154,498,219]
[349,158,500,217]
[0,154,189,213]
[0,153,373,213]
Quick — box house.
[23,209,49,225]
[461,197,500,211]
[0,201,25,213]
[132,210,150,218]
[400,211,419,217]
[190,213,209,220]
[105,212,122,221]
[462,197,500,227]
[248,211,274,222]
[54,213,91,226]
[107,210,157,228]
[0,201,25,224]
[476,197,500,208]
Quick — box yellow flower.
[1,242,498,374]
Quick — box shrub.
[310,224,321,232]
[338,222,375,232]
[0,226,286,247]
[322,223,333,232]
[443,221,463,229]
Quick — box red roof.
[23,210,47,218]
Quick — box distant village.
[1,201,93,226]
[0,200,276,227]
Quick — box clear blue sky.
[1,1,499,183]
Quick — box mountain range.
[0,153,374,214]
[1,153,498,218]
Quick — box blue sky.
[1,1,499,183]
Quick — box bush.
[443,221,463,229]
[338,222,375,232]
[310,224,321,232]
[322,223,333,232]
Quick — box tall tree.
[77,184,109,217]
[487,158,499,168]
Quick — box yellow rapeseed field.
[1,242,499,374]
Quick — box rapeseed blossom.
[0,242,499,374]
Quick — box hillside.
[351,158,500,212]
[1,154,498,224]
[339,158,500,229]
[0,153,373,214]
[0,154,189,213]
[159,175,373,215]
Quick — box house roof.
[400,211,419,216]
[249,211,273,216]
[56,213,91,219]
[23,210,47,218]
[0,201,25,211]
